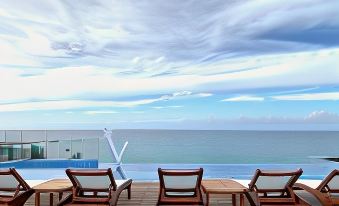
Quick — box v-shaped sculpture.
[104,128,129,179]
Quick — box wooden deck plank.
[24,182,250,206]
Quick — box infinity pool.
[0,159,98,168]
[10,162,339,180]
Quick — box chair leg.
[127,184,132,199]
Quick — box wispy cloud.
[152,105,183,109]
[0,99,159,112]
[197,93,213,97]
[0,91,205,112]
[272,92,339,101]
[222,95,264,102]
[83,110,118,115]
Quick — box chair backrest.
[317,169,339,193]
[249,169,303,193]
[158,168,203,196]
[66,168,117,193]
[0,168,30,192]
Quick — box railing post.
[97,136,100,161]
[20,130,23,159]
[70,136,73,159]
[45,130,48,159]
[81,138,84,159]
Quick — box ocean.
[109,130,339,164]
[1,129,339,164]
[2,129,339,180]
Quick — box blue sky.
[0,0,339,130]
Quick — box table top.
[33,179,73,192]
[202,179,248,193]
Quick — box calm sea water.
[2,130,339,164]
[2,129,339,179]
[109,130,339,164]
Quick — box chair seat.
[165,192,195,196]
[157,168,204,205]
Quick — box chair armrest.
[244,191,260,206]
[9,189,34,206]
[293,183,332,206]
[57,193,72,206]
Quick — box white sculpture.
[104,128,128,179]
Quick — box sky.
[0,0,339,130]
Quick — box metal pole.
[20,130,23,159]
[97,137,100,161]
[70,136,73,159]
[58,141,60,159]
[81,138,84,159]
[45,130,48,159]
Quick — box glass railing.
[0,130,111,162]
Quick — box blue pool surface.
[0,159,98,169]
[117,162,339,180]
[9,162,339,180]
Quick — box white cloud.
[304,110,339,123]
[197,93,213,97]
[152,105,183,109]
[84,110,118,115]
[0,91,200,112]
[0,99,160,112]
[272,92,339,101]
[222,95,264,102]
[172,91,192,97]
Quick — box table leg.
[205,193,210,206]
[240,194,244,206]
[232,194,236,206]
[35,192,40,206]
[50,193,53,205]
[59,192,63,200]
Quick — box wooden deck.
[25,182,250,206]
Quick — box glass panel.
[47,141,59,159]
[0,130,5,142]
[6,144,22,160]
[5,130,21,143]
[22,144,31,159]
[83,138,99,159]
[59,140,71,159]
[0,145,9,162]
[71,139,82,159]
[22,130,46,143]
[31,142,45,159]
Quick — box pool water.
[13,162,339,180]
[0,159,98,168]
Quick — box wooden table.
[33,179,72,206]
[202,179,249,206]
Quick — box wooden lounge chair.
[157,168,204,205]
[293,169,339,206]
[246,168,303,206]
[0,168,34,206]
[58,168,132,206]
